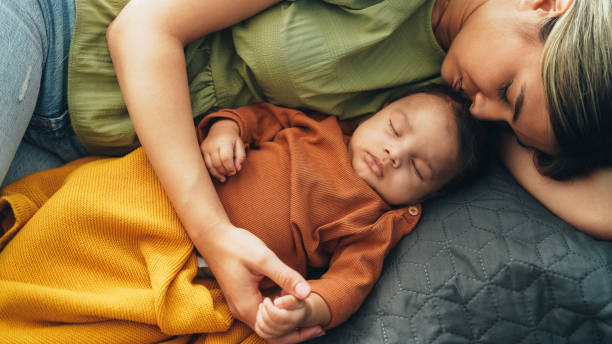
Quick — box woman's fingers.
[268,326,326,344]
[202,228,309,334]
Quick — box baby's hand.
[200,119,246,182]
[255,295,308,340]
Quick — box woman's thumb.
[260,255,311,299]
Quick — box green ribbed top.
[68,0,444,155]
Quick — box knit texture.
[0,152,262,344]
[0,103,420,339]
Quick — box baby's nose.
[384,148,401,168]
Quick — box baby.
[0,85,486,342]
[197,84,487,339]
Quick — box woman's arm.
[501,132,612,239]
[106,0,315,338]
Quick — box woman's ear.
[549,0,574,17]
[520,0,574,17]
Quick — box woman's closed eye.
[497,80,512,104]
[516,137,532,149]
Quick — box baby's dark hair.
[388,84,490,194]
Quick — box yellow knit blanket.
[0,149,262,344]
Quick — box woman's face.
[440,0,557,155]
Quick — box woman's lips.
[452,74,463,93]
[365,152,383,178]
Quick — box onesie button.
[408,206,419,216]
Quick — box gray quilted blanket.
[311,162,612,344]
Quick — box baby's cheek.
[389,173,420,205]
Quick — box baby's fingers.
[204,152,227,182]
[256,301,286,338]
[219,143,237,175]
[274,295,303,310]
[209,148,232,176]
[233,140,246,172]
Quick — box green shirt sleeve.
[286,0,384,10]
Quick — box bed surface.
[311,161,612,343]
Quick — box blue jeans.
[0,0,88,187]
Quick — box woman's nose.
[469,92,508,122]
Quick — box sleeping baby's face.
[348,93,462,205]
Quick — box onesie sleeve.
[197,103,311,146]
[309,205,421,329]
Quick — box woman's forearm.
[107,20,229,247]
[106,0,283,243]
[501,133,612,239]
[106,1,314,333]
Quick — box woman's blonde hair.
[538,0,612,180]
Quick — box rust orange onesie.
[197,103,421,328]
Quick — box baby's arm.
[255,293,330,340]
[200,119,246,182]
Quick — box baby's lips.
[365,152,383,178]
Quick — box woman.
[1,0,610,342]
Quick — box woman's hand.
[200,120,246,182]
[197,225,318,342]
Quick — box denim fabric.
[0,0,87,185]
[2,141,64,187]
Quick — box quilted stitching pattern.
[311,163,612,343]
